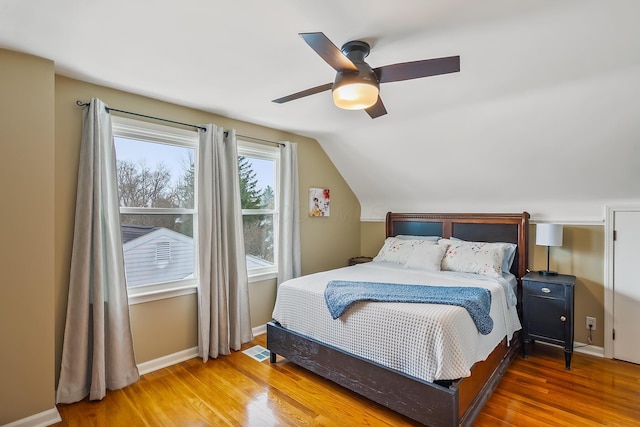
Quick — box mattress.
[271,261,522,382]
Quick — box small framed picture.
[309,188,330,217]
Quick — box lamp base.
[539,270,558,276]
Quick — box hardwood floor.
[54,335,640,426]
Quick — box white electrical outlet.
[586,316,596,330]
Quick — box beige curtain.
[197,126,253,361]
[56,98,139,404]
[277,142,301,285]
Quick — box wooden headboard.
[385,212,530,280]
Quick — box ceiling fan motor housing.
[341,40,371,62]
[332,40,380,109]
[338,40,379,86]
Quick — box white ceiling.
[2,0,639,221]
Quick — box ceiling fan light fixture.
[273,32,461,118]
[332,71,379,110]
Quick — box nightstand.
[348,256,373,266]
[522,272,576,369]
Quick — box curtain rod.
[233,134,285,147]
[76,100,285,146]
[76,100,207,131]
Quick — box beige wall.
[249,279,279,326]
[361,221,606,347]
[54,75,361,376]
[361,221,388,258]
[0,49,56,424]
[129,295,199,363]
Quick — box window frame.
[112,116,199,304]
[237,140,280,282]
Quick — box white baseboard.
[3,407,61,427]
[136,325,269,377]
[573,341,605,358]
[137,346,199,376]
[252,323,267,337]
[535,340,605,358]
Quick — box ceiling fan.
[272,32,460,119]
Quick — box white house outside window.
[237,140,280,281]
[112,116,199,301]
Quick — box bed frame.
[267,212,530,426]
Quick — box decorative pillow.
[439,239,508,277]
[404,241,448,271]
[395,235,441,242]
[448,237,517,274]
[373,237,435,265]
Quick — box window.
[112,116,198,299]
[237,140,280,281]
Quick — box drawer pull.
[541,287,551,293]
[560,315,567,322]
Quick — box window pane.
[114,137,195,209]
[243,214,274,270]
[238,155,275,209]
[120,214,195,287]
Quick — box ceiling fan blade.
[365,96,387,119]
[272,82,333,104]
[374,56,460,83]
[299,32,358,72]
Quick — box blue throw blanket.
[324,280,493,335]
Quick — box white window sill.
[128,285,197,305]
[127,272,277,305]
[248,271,277,283]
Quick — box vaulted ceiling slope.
[2,0,638,222]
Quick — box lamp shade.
[332,70,379,110]
[536,223,563,247]
[332,82,378,109]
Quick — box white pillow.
[439,239,508,277]
[449,237,517,273]
[404,242,448,271]
[373,237,434,265]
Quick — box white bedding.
[271,261,522,382]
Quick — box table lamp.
[536,223,563,276]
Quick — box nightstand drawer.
[524,281,564,298]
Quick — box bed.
[267,212,530,426]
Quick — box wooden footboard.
[267,321,520,427]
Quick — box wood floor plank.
[474,343,640,427]
[54,335,640,426]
